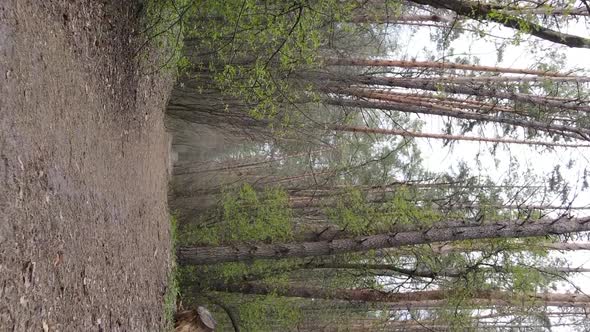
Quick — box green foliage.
[235,294,301,331]
[184,0,378,120]
[205,0,331,118]
[430,237,558,297]
[200,293,301,332]
[140,0,195,74]
[163,214,180,331]
[211,259,300,285]
[510,265,547,293]
[169,213,179,249]
[179,184,293,246]
[165,0,590,329]
[176,184,300,330]
[222,184,293,243]
[327,186,445,235]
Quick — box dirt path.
[0,1,173,331]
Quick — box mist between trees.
[153,0,590,330]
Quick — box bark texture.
[408,0,590,48]
[211,282,590,308]
[328,124,590,148]
[178,216,590,264]
[322,57,568,76]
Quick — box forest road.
[0,1,174,331]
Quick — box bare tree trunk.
[298,318,450,332]
[343,75,590,112]
[304,262,590,278]
[380,76,590,84]
[448,203,590,211]
[210,281,590,307]
[324,91,590,141]
[356,89,522,114]
[177,216,590,265]
[502,7,590,16]
[348,13,453,24]
[328,124,590,148]
[322,58,568,77]
[175,148,332,175]
[433,241,590,253]
[408,0,590,48]
[288,182,537,197]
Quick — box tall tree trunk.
[175,148,332,175]
[358,90,522,114]
[324,92,590,141]
[296,202,590,241]
[327,124,590,148]
[177,216,590,265]
[322,58,568,77]
[303,262,590,278]
[379,76,590,84]
[339,75,590,112]
[502,7,590,16]
[433,241,590,253]
[210,282,590,307]
[407,0,590,48]
[348,13,453,24]
[288,182,538,197]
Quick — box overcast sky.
[384,11,590,330]
[388,16,590,209]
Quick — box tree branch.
[409,0,590,48]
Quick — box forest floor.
[0,1,175,331]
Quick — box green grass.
[163,214,179,331]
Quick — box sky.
[386,12,590,208]
[381,8,590,330]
